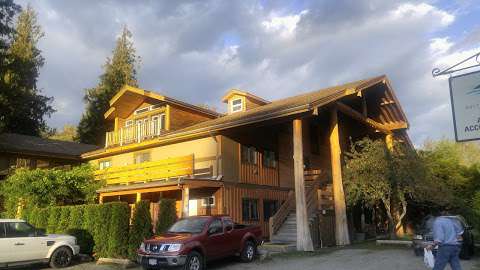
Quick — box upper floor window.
[134,107,150,115]
[99,160,111,170]
[241,145,257,164]
[134,152,150,164]
[263,150,277,168]
[231,98,243,113]
[125,120,133,127]
[151,113,166,135]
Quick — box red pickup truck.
[137,215,262,270]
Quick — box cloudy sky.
[16,0,480,146]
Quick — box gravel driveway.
[31,244,480,270]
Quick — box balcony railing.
[95,154,194,185]
[105,121,165,147]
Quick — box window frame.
[201,196,215,207]
[5,222,36,238]
[241,145,257,165]
[99,159,112,170]
[231,98,243,113]
[262,150,277,168]
[242,198,259,221]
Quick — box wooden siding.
[169,104,215,131]
[239,145,279,186]
[222,185,290,239]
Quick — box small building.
[81,75,411,249]
[0,133,99,180]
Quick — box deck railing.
[105,121,166,147]
[94,154,194,185]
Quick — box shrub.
[68,205,84,230]
[107,202,130,258]
[93,203,111,257]
[36,207,49,229]
[128,201,152,260]
[47,207,62,233]
[156,199,177,234]
[27,207,40,226]
[57,206,71,233]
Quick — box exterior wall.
[168,104,215,131]
[278,130,294,188]
[222,184,290,239]
[239,146,279,186]
[220,136,239,182]
[91,136,219,179]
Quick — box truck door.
[222,218,240,254]
[204,218,228,259]
[3,222,40,262]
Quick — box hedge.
[26,202,133,258]
[128,201,152,260]
[156,199,177,234]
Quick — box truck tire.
[49,246,73,268]
[240,241,256,263]
[184,251,203,270]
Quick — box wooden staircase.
[269,177,322,246]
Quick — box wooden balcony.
[94,154,194,185]
[105,121,165,148]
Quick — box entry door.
[188,199,198,216]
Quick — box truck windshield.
[168,217,210,233]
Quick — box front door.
[188,199,197,216]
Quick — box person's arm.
[427,219,443,250]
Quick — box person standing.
[427,214,464,270]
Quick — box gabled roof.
[0,133,99,160]
[105,85,222,120]
[221,89,270,105]
[83,75,409,159]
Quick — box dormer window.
[231,98,243,113]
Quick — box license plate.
[149,259,157,265]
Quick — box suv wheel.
[184,251,203,270]
[240,241,256,262]
[50,246,73,268]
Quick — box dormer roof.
[221,89,270,105]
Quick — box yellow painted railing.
[105,121,166,148]
[95,154,194,185]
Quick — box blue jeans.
[433,245,462,270]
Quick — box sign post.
[449,71,480,142]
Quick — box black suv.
[412,215,475,259]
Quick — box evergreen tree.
[77,26,140,145]
[0,5,54,136]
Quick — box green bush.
[107,202,130,258]
[36,207,49,229]
[27,207,40,226]
[57,206,71,233]
[47,207,61,233]
[68,205,84,230]
[128,201,152,260]
[93,203,112,257]
[156,199,177,234]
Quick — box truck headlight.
[414,234,423,240]
[167,244,182,252]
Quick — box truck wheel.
[184,251,203,270]
[240,241,256,263]
[49,246,73,268]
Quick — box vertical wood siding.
[222,185,289,239]
[239,145,280,186]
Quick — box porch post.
[385,134,394,151]
[136,192,142,203]
[99,194,104,204]
[329,106,351,246]
[182,186,190,218]
[292,118,314,251]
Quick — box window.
[231,98,243,113]
[5,222,35,238]
[134,152,150,164]
[134,107,150,115]
[263,150,277,168]
[241,145,257,164]
[242,198,259,221]
[263,200,279,221]
[125,120,133,127]
[207,219,223,235]
[150,104,163,110]
[223,218,234,231]
[201,196,215,207]
[151,113,166,135]
[99,160,111,170]
[0,223,5,238]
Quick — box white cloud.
[430,37,453,55]
[262,10,308,38]
[391,3,455,26]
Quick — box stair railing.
[269,190,295,240]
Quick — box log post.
[292,118,314,251]
[136,192,142,203]
[329,106,350,246]
[385,134,394,151]
[182,186,190,218]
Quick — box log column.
[329,107,350,246]
[182,186,190,218]
[292,119,314,251]
[385,134,394,151]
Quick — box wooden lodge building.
[81,75,411,250]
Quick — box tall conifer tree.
[77,26,139,145]
[0,4,54,136]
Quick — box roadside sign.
[449,70,480,142]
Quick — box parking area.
[30,244,480,270]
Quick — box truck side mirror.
[225,225,233,232]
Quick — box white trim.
[231,98,243,113]
[201,196,215,207]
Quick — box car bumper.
[72,244,81,255]
[137,254,187,268]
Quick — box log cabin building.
[81,75,411,250]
